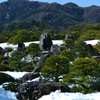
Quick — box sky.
[0,0,100,7]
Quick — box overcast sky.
[0,0,100,7]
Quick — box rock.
[65,34,74,40]
[19,72,40,83]
[16,81,71,100]
[21,54,37,65]
[2,59,9,65]
[17,42,26,52]
[33,51,53,72]
[86,44,94,54]
[39,33,53,51]
[50,44,61,55]
[0,72,15,85]
[0,47,5,55]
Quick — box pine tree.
[9,51,27,71]
[62,58,100,94]
[41,55,70,82]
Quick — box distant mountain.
[0,0,100,30]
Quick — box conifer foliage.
[62,58,100,94]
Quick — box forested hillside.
[0,0,100,43]
[0,0,100,31]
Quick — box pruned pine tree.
[41,55,70,82]
[62,58,100,94]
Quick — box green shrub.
[41,55,70,82]
[0,72,15,85]
[2,82,20,93]
[21,65,34,71]
[62,58,100,94]
[0,64,13,71]
[0,55,7,63]
[5,47,13,52]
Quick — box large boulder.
[39,33,53,51]
[17,42,26,52]
[16,81,71,100]
[0,72,15,85]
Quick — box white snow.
[0,40,98,50]
[0,86,16,100]
[0,71,28,100]
[85,40,100,45]
[0,40,63,50]
[2,71,28,79]
[39,90,100,100]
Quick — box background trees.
[79,30,100,41]
[8,30,32,44]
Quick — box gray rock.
[16,81,71,100]
[0,72,15,85]
[33,51,53,72]
[17,42,26,52]
[21,54,37,65]
[39,33,53,51]
[0,47,5,55]
[2,59,9,65]
[19,72,40,83]
[86,44,94,54]
[50,44,61,55]
[65,34,74,40]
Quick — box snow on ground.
[0,40,63,50]
[0,71,27,100]
[0,86,16,100]
[85,40,100,45]
[0,41,39,50]
[39,90,100,100]
[0,40,99,50]
[2,71,28,79]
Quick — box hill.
[0,0,100,30]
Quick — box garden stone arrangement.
[16,33,70,100]
[33,33,61,72]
